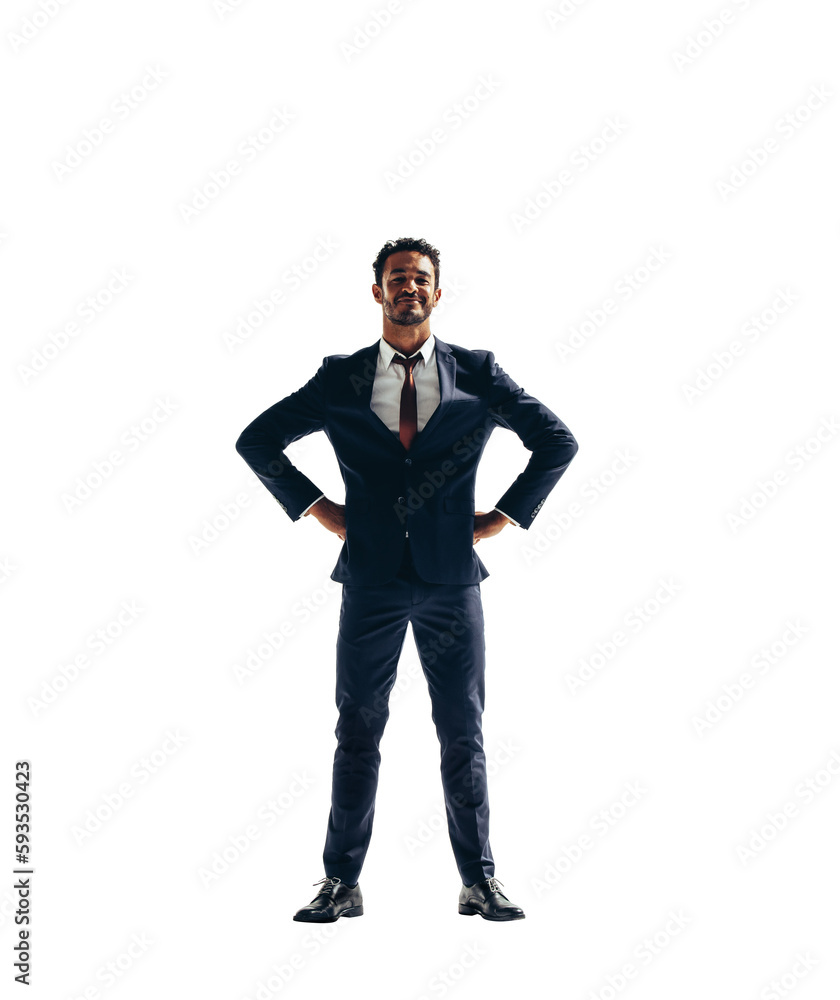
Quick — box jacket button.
[405,458,412,465]
[398,496,407,504]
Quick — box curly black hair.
[372,236,441,292]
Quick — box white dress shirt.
[302,334,518,526]
[370,333,440,433]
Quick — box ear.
[372,283,384,302]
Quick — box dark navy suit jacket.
[235,337,578,586]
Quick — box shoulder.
[317,341,379,373]
[434,337,495,371]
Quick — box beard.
[384,296,433,326]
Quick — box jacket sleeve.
[485,352,579,529]
[234,359,328,521]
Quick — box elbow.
[553,427,578,460]
[235,429,251,458]
[556,431,579,471]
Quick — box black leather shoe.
[458,877,525,921]
[292,876,364,922]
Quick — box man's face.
[375,250,439,326]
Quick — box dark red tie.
[393,355,420,450]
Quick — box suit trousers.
[323,539,495,886]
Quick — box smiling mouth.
[399,299,420,304]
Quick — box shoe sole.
[458,904,525,920]
[292,904,364,922]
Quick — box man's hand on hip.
[305,497,346,540]
[473,510,513,544]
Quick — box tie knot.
[393,354,420,373]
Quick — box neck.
[381,323,432,358]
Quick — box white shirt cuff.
[301,493,325,517]
[494,506,520,527]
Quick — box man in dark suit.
[235,237,578,922]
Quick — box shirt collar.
[379,333,436,368]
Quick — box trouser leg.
[322,576,410,884]
[411,579,494,885]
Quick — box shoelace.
[313,876,342,894]
[483,877,505,894]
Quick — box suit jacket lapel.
[412,337,454,451]
[351,341,405,452]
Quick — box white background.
[2,0,839,997]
